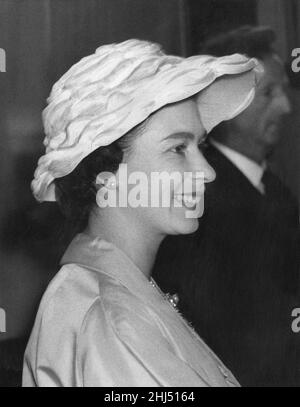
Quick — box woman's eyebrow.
[162,132,198,142]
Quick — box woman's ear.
[95,171,118,209]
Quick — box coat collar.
[60,232,167,311]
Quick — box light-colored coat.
[23,233,239,387]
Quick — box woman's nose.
[203,158,216,183]
[194,153,216,183]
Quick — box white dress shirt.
[210,139,266,194]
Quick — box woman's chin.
[169,217,200,235]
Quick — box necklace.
[149,277,179,308]
[149,276,237,386]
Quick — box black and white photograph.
[0,0,299,389]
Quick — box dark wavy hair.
[54,120,147,241]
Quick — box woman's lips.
[173,192,203,209]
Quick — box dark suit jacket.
[153,144,300,387]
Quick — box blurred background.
[0,0,299,385]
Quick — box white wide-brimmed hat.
[32,39,262,202]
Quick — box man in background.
[153,26,300,386]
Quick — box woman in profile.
[23,39,260,387]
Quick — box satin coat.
[22,233,239,387]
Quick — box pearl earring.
[105,178,117,190]
[96,173,117,190]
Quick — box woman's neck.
[85,207,165,278]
